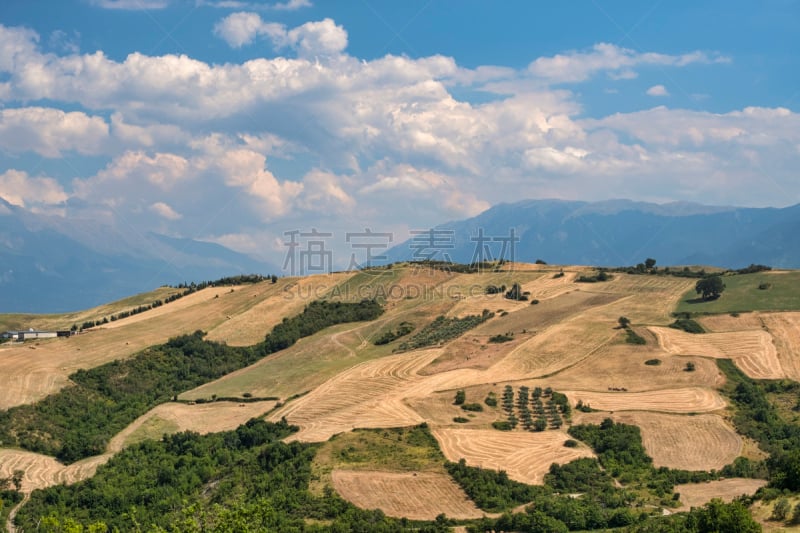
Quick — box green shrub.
[625,329,646,345]
[644,359,662,366]
[492,420,512,431]
[461,403,483,412]
[397,311,493,351]
[564,439,579,448]
[373,321,414,345]
[454,390,466,405]
[488,333,514,343]
[669,318,705,334]
[453,417,469,424]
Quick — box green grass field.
[675,271,800,314]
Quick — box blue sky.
[0,0,798,266]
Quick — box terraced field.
[0,449,106,493]
[650,326,782,379]
[431,428,595,485]
[761,312,800,381]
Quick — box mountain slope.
[384,199,800,268]
[0,199,278,313]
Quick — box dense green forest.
[15,420,451,533]
[0,300,383,463]
[718,359,800,491]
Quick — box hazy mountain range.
[384,199,800,270]
[4,197,800,313]
[0,198,278,313]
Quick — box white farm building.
[1,329,61,341]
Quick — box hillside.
[2,263,800,531]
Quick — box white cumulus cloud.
[214,13,347,57]
[150,201,182,220]
[646,84,669,97]
[0,170,68,208]
[529,43,729,83]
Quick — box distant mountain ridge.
[383,199,800,269]
[0,199,278,313]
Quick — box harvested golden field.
[444,271,549,319]
[332,470,485,520]
[0,449,107,493]
[761,312,800,381]
[205,274,352,346]
[183,311,419,402]
[649,326,782,379]
[574,412,741,471]
[562,387,726,413]
[271,349,441,442]
[431,428,595,485]
[550,344,725,392]
[599,275,696,324]
[674,478,767,512]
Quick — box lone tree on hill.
[696,275,725,300]
[618,316,631,329]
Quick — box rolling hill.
[1,263,799,531]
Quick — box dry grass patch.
[562,387,726,413]
[110,401,277,451]
[332,470,484,520]
[183,307,426,402]
[205,274,352,346]
[573,412,741,471]
[431,428,594,485]
[674,478,767,512]
[698,313,764,332]
[650,326,782,379]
